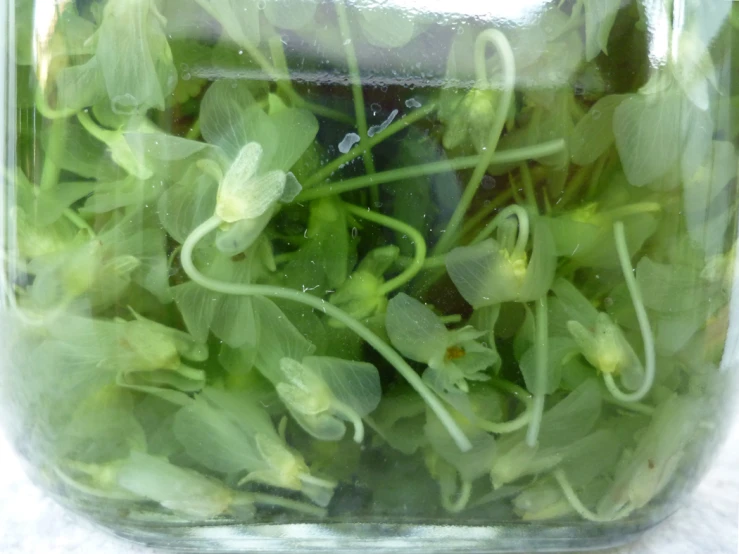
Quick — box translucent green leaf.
[267,108,319,172]
[200,81,271,159]
[116,452,234,519]
[157,168,218,244]
[264,0,317,30]
[519,337,579,395]
[254,296,316,372]
[41,118,119,180]
[537,379,602,448]
[358,8,416,49]
[635,257,703,313]
[54,59,107,112]
[584,0,621,61]
[303,356,382,417]
[174,392,270,474]
[551,278,599,330]
[570,95,625,165]
[425,410,496,482]
[386,293,448,363]
[81,177,163,215]
[95,0,177,113]
[369,387,428,455]
[125,131,211,163]
[597,395,700,516]
[613,91,684,186]
[670,31,718,111]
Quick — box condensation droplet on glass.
[111,94,138,115]
[370,102,381,115]
[405,98,422,109]
[304,229,309,239]
[257,0,266,9]
[351,227,358,238]
[343,39,352,46]
[591,110,602,120]
[238,49,244,55]
[182,72,192,81]
[374,201,383,208]
[380,85,388,92]
[481,175,496,190]
[180,63,189,72]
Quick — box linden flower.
[386,293,500,393]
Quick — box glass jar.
[1,0,737,551]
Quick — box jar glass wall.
[1,0,737,551]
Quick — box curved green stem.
[343,203,427,295]
[181,216,472,452]
[607,221,655,403]
[35,86,77,120]
[441,477,473,513]
[474,377,534,434]
[331,398,365,443]
[297,139,565,202]
[471,204,530,252]
[304,102,438,189]
[335,0,376,181]
[433,29,516,255]
[553,469,632,522]
[460,190,515,239]
[526,295,548,447]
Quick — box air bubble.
[351,227,358,238]
[257,0,266,9]
[182,72,192,81]
[405,98,422,109]
[380,85,388,92]
[370,102,381,115]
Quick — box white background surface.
[0,422,737,554]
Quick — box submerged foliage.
[2,0,734,529]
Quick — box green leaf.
[254,296,316,372]
[538,379,602,448]
[570,95,625,165]
[670,30,718,111]
[158,167,219,244]
[303,356,382,418]
[635,257,704,313]
[81,177,163,215]
[613,90,685,187]
[358,7,416,49]
[597,394,700,516]
[54,59,107,112]
[446,219,556,308]
[200,80,268,159]
[41,118,120,180]
[95,0,177,113]
[116,452,235,519]
[267,108,320,172]
[386,292,448,363]
[519,337,579,395]
[584,0,621,61]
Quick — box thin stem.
[478,377,535,434]
[520,164,537,211]
[608,221,656,403]
[334,0,377,185]
[471,204,529,249]
[433,29,516,255]
[437,314,463,324]
[181,216,472,452]
[297,140,565,202]
[331,399,365,443]
[303,102,438,189]
[35,87,77,120]
[185,118,201,141]
[39,119,66,190]
[553,469,632,523]
[235,492,327,518]
[526,295,548,447]
[460,190,515,239]
[441,478,473,513]
[343,203,427,295]
[600,202,662,221]
[559,165,590,208]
